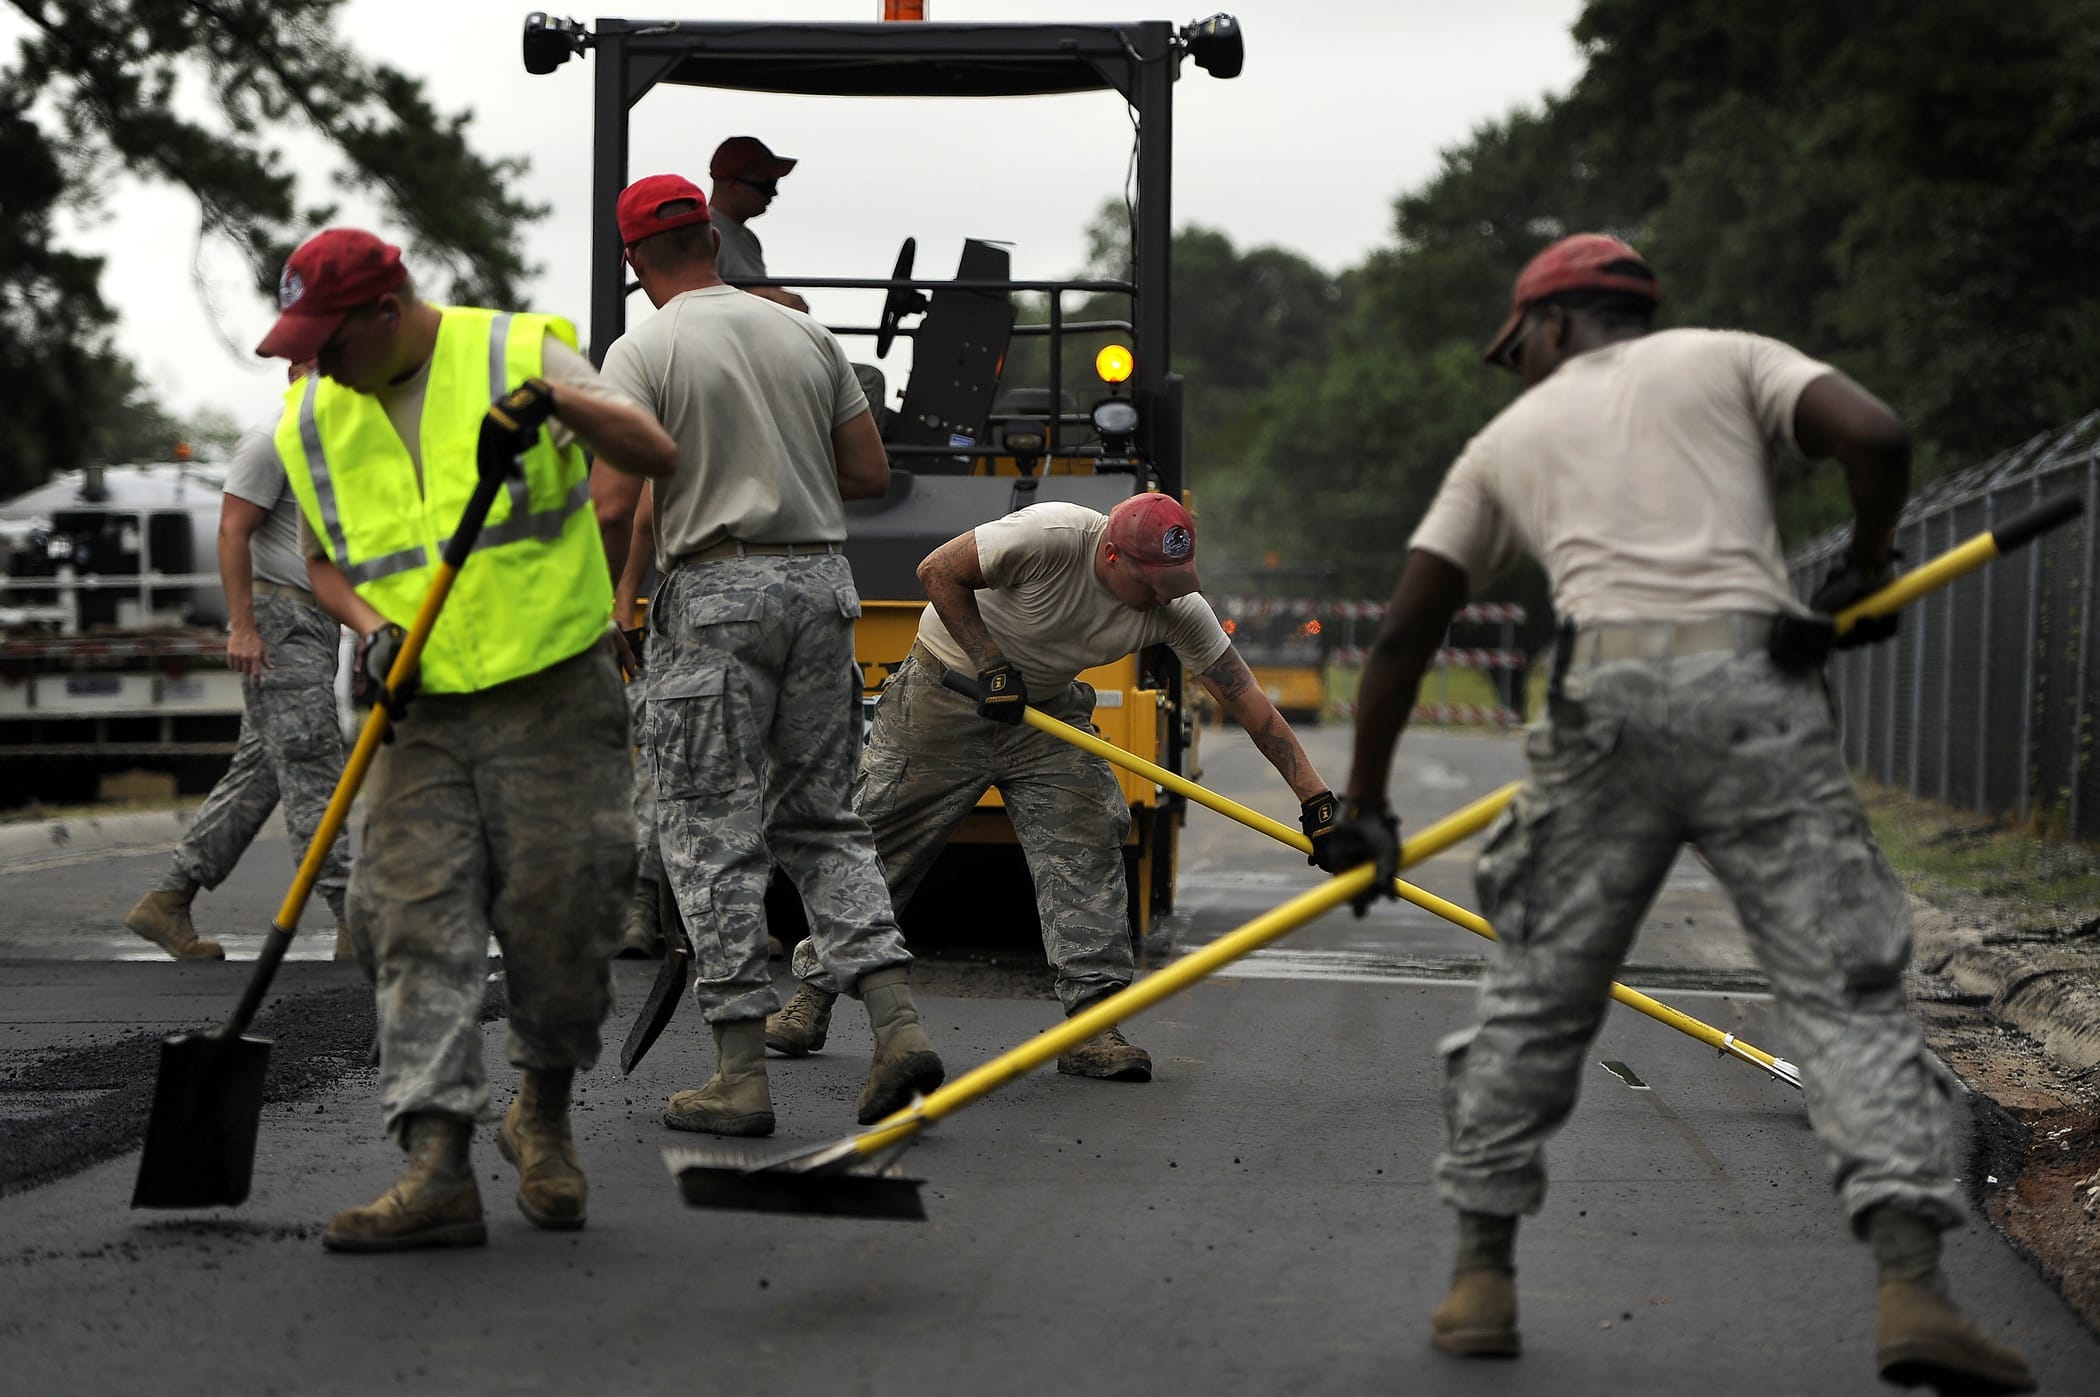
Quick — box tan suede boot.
[495,1068,587,1230]
[856,967,945,1125]
[765,984,836,1057]
[124,887,224,960]
[1432,1271,1521,1357]
[1868,1206,2035,1394]
[1431,1211,1521,1357]
[616,878,663,959]
[322,1113,485,1253]
[664,1020,775,1136]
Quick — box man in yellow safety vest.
[257,227,676,1252]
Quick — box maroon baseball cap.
[1483,233,1659,365]
[617,174,712,247]
[255,229,407,360]
[710,136,797,181]
[1106,494,1202,599]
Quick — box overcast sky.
[34,0,1587,435]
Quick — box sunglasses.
[1496,309,1547,372]
[729,176,779,196]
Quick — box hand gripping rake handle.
[1832,493,2083,635]
[933,668,1800,1089]
[217,414,525,1043]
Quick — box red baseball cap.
[1482,233,1659,365]
[255,229,407,360]
[1106,494,1202,600]
[617,174,712,247]
[710,136,797,181]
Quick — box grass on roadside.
[1859,781,2100,920]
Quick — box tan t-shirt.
[596,285,867,560]
[1409,328,1834,622]
[296,330,617,558]
[915,502,1234,693]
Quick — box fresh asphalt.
[2,726,2095,1395]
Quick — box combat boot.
[1868,1205,2035,1394]
[123,886,224,961]
[332,924,357,962]
[617,877,662,959]
[1431,1271,1521,1357]
[856,967,945,1124]
[664,1020,775,1136]
[495,1068,587,1230]
[766,983,836,1057]
[1430,1212,1520,1356]
[321,1113,485,1253]
[1056,995,1152,1081]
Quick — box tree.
[1,0,544,497]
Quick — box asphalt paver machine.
[527,10,1243,947]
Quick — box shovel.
[131,389,536,1210]
[620,875,695,1075]
[662,784,1511,1220]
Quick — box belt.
[252,579,318,605]
[908,639,948,676]
[678,539,842,565]
[1565,613,1775,667]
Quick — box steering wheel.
[875,237,929,359]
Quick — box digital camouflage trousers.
[1437,645,1964,1232]
[169,591,351,923]
[789,649,1134,1013]
[348,643,634,1137]
[645,554,910,1023]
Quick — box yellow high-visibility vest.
[276,308,611,694]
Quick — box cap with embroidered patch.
[1105,493,1202,599]
[255,229,406,361]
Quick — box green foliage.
[2,0,543,498]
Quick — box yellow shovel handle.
[851,788,1508,1157]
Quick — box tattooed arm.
[916,531,1006,669]
[1196,646,1328,800]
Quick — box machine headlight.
[1091,399,1140,438]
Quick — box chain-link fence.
[1787,412,2100,841]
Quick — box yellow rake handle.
[1833,492,2082,634]
[849,788,1510,1158]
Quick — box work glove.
[1310,795,1402,917]
[355,623,418,729]
[477,378,558,482]
[976,660,1027,725]
[1809,549,1901,650]
[1299,790,1339,868]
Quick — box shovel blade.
[131,1032,271,1210]
[665,1144,926,1221]
[620,941,691,1076]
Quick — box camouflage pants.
[169,592,350,922]
[790,650,1134,1013]
[348,644,634,1136]
[645,554,909,1023]
[1437,645,1964,1232]
[627,680,661,885]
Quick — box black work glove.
[976,660,1027,724]
[477,377,558,482]
[355,623,419,730]
[1299,790,1339,868]
[1809,550,1901,650]
[1310,796,1402,917]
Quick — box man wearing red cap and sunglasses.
[1316,233,2033,1392]
[708,135,808,313]
[256,226,677,1253]
[766,494,1338,1083]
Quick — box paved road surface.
[2,726,2094,1395]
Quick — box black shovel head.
[132,1031,271,1209]
[620,939,691,1075]
[665,1143,927,1221]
